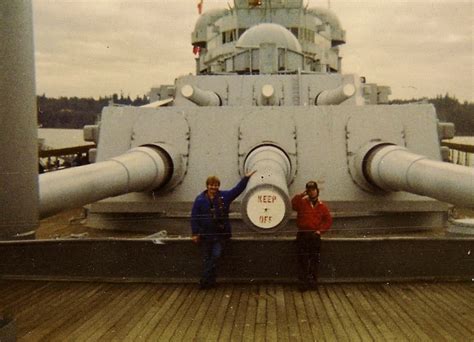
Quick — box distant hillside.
[390,94,474,136]
[37,93,473,135]
[37,93,149,129]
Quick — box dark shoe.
[299,282,310,292]
[199,281,209,290]
[199,281,216,290]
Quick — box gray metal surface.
[448,218,474,235]
[0,1,38,239]
[364,144,474,207]
[193,0,345,74]
[241,145,292,230]
[39,146,173,218]
[181,84,221,106]
[315,83,356,105]
[88,104,450,222]
[0,236,472,282]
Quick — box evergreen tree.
[36,93,472,134]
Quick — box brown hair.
[206,176,221,186]
[305,181,319,190]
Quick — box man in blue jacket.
[191,171,255,289]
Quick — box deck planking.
[1,280,473,341]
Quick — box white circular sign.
[246,188,286,229]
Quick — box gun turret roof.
[236,23,302,52]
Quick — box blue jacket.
[191,176,250,239]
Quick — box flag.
[197,0,203,14]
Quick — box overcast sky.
[32,0,473,102]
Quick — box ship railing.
[39,144,95,173]
[441,140,474,167]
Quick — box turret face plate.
[245,188,287,229]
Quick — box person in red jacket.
[291,180,332,291]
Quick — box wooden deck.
[1,280,472,341]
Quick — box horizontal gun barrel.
[365,144,474,207]
[241,145,292,231]
[315,83,355,105]
[181,84,221,106]
[39,146,172,218]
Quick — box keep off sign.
[246,188,286,229]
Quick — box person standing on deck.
[191,171,256,289]
[291,181,333,291]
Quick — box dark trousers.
[296,231,321,286]
[200,239,223,286]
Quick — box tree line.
[38,93,473,135]
[390,94,474,136]
[37,93,149,129]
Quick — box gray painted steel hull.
[1,236,472,283]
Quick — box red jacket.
[291,194,332,233]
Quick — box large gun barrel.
[181,84,222,106]
[240,145,292,231]
[357,143,474,207]
[39,145,175,218]
[315,83,356,105]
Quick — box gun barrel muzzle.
[241,145,292,231]
[315,83,355,105]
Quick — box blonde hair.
[206,175,221,186]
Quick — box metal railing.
[442,141,474,167]
[39,144,95,173]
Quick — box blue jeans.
[200,239,223,286]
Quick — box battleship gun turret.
[39,144,184,218]
[28,0,474,237]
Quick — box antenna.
[328,0,331,9]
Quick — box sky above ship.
[32,0,472,102]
